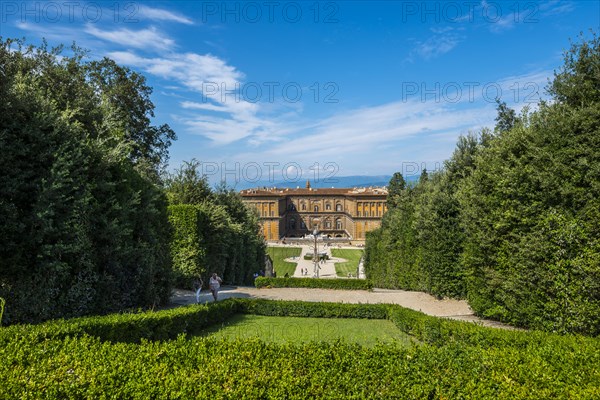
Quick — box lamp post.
[313,228,319,278]
[312,218,320,278]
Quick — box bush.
[168,203,265,289]
[1,299,598,398]
[254,277,373,290]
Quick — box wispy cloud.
[138,5,194,25]
[539,0,575,17]
[219,68,552,176]
[409,27,464,60]
[108,50,271,145]
[85,25,175,51]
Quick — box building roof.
[240,186,388,197]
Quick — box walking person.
[209,273,223,301]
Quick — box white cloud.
[218,69,550,176]
[108,50,270,145]
[539,0,575,17]
[85,25,175,51]
[138,5,194,24]
[410,27,464,60]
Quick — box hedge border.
[254,277,373,290]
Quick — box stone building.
[240,181,388,242]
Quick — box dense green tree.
[548,31,600,107]
[386,172,406,208]
[367,32,600,335]
[164,159,212,205]
[0,39,172,324]
[165,169,265,289]
[494,100,517,134]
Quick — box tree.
[419,168,428,184]
[457,32,600,334]
[548,31,600,108]
[0,39,173,324]
[164,159,212,205]
[494,100,517,134]
[386,172,406,208]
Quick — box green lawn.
[331,249,364,277]
[202,314,414,347]
[266,246,302,276]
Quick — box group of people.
[194,273,223,304]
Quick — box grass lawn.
[202,314,414,347]
[266,246,302,276]
[331,249,364,277]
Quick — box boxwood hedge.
[255,276,373,290]
[1,299,598,399]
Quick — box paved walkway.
[171,286,517,330]
[289,245,339,278]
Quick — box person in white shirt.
[209,273,223,301]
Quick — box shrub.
[255,277,373,290]
[1,299,598,398]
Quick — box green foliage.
[548,31,600,107]
[168,203,265,288]
[365,132,483,298]
[366,33,600,335]
[164,159,212,205]
[0,39,173,324]
[255,277,373,290]
[458,100,600,334]
[494,99,517,134]
[165,165,266,289]
[387,172,406,208]
[1,299,598,398]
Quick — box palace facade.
[240,181,388,242]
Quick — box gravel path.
[171,286,517,330]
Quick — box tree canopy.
[366,32,600,335]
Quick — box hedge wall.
[254,277,373,290]
[1,299,598,398]
[168,203,265,289]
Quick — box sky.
[1,0,599,186]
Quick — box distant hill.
[234,174,419,190]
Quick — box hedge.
[255,277,373,290]
[1,299,599,398]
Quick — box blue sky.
[1,1,599,185]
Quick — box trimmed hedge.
[255,276,373,290]
[1,299,599,398]
[240,299,388,319]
